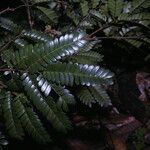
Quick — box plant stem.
[87,24,111,38]
[25,0,33,29]
[0,7,15,14]
[0,5,32,15]
[96,36,147,40]
[0,68,15,72]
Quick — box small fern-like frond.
[36,76,75,111]
[68,51,103,64]
[46,97,72,130]
[77,64,114,85]
[107,0,124,18]
[22,30,52,43]
[4,32,93,72]
[13,94,51,144]
[14,39,28,48]
[36,6,58,24]
[2,92,24,139]
[77,86,111,107]
[21,73,71,132]
[51,84,75,111]
[119,13,143,21]
[89,86,111,106]
[36,75,52,97]
[80,1,89,16]
[0,17,22,34]
[77,87,95,107]
[43,63,114,86]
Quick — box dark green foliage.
[43,63,113,86]
[2,92,24,139]
[0,0,149,148]
[68,51,103,65]
[13,94,51,144]
[21,73,71,132]
[0,13,114,142]
[77,85,111,107]
[36,6,58,24]
[0,17,22,35]
[51,84,75,111]
[2,32,95,73]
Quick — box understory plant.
[0,0,149,148]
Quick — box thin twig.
[88,24,111,38]
[0,68,16,72]
[25,0,33,29]
[85,36,147,41]
[84,22,148,41]
[0,5,32,15]
[96,36,147,40]
[0,7,15,15]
